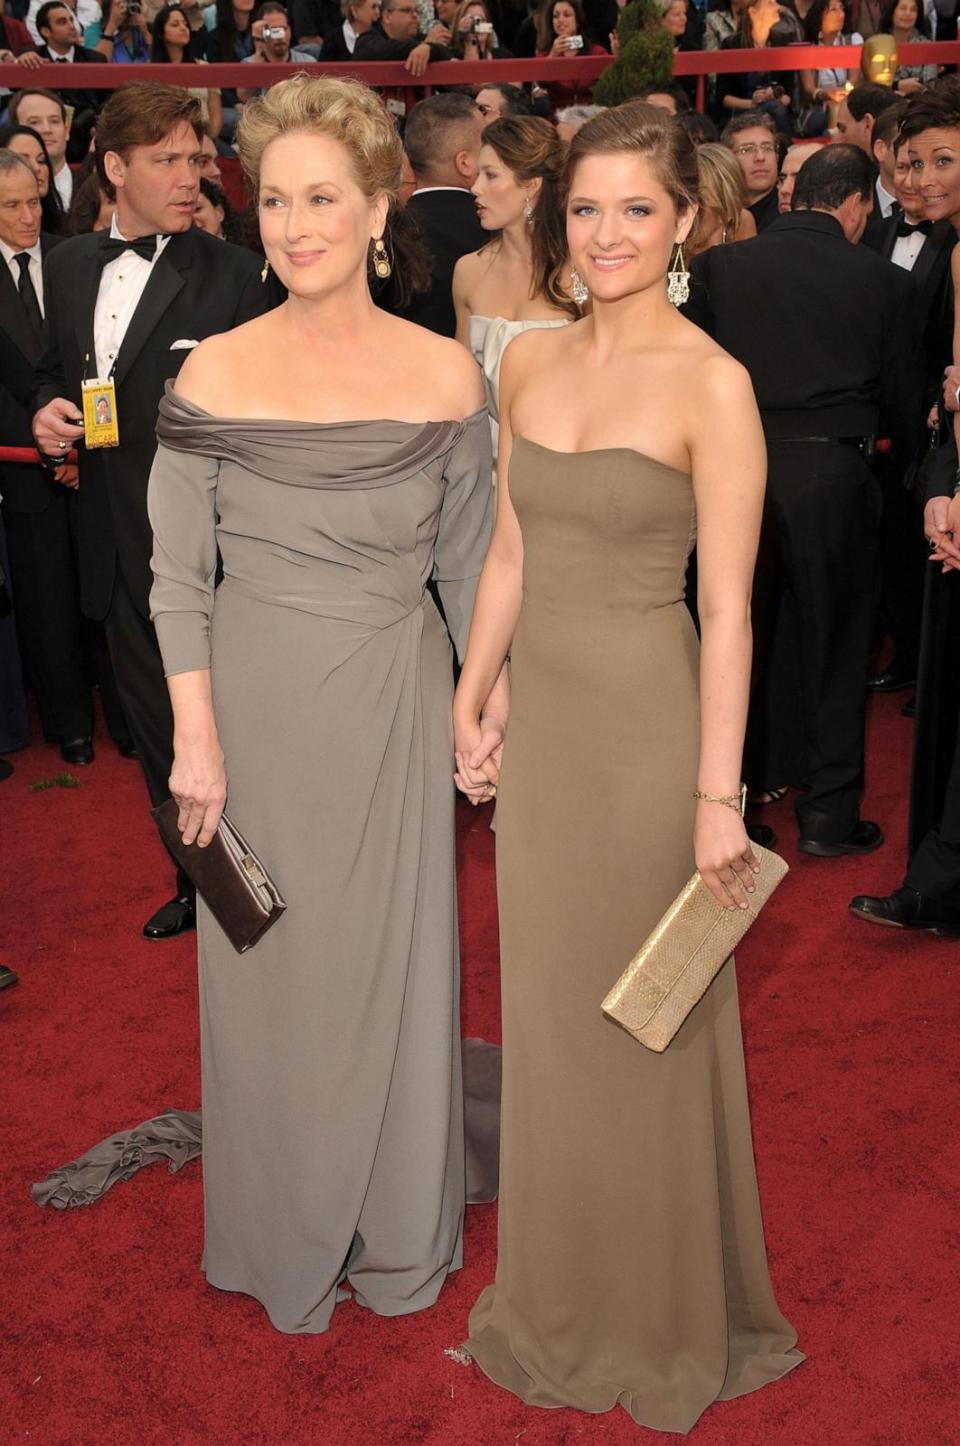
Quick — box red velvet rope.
[0,447,76,463]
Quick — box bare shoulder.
[697,347,756,409]
[387,313,485,416]
[173,313,274,409]
[501,318,578,383]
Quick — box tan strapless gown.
[465,438,803,1433]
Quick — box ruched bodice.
[156,385,477,490]
[146,386,493,1336]
[150,385,492,667]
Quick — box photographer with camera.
[90,0,152,60]
[236,2,315,100]
[533,0,606,113]
[450,0,511,57]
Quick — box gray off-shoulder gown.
[147,386,493,1335]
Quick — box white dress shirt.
[92,218,171,378]
[343,17,358,50]
[890,226,928,273]
[0,237,44,315]
[53,163,74,211]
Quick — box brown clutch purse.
[601,842,788,1052]
[152,799,286,954]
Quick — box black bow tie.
[895,217,933,238]
[98,233,164,264]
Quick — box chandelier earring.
[570,267,589,306]
[372,235,392,279]
[523,197,535,226]
[667,242,690,307]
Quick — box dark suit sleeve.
[33,248,71,415]
[880,264,925,470]
[680,252,714,337]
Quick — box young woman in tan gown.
[453,103,803,1433]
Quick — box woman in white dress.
[453,116,578,429]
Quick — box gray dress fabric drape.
[31,1040,502,1210]
[140,386,492,1334]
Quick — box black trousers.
[875,451,926,679]
[746,439,880,841]
[0,517,29,754]
[905,563,960,906]
[101,563,192,901]
[2,488,92,746]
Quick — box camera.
[126,2,141,13]
[261,23,285,36]
[468,15,493,31]
[565,32,583,47]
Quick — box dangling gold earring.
[373,236,392,279]
[260,257,270,283]
[667,243,689,307]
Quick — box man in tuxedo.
[866,132,956,697]
[836,82,902,248]
[685,144,922,857]
[399,93,485,337]
[32,83,276,940]
[722,112,780,233]
[0,150,97,764]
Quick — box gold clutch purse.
[601,843,789,1053]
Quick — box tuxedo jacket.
[684,210,923,469]
[878,215,955,412]
[35,227,276,621]
[0,232,65,516]
[401,189,486,338]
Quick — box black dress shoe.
[797,820,884,858]
[866,669,916,693]
[60,737,94,766]
[901,695,917,718]
[0,759,12,782]
[117,740,140,760]
[0,964,19,990]
[746,822,778,849]
[143,894,197,940]
[849,885,960,936]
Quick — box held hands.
[170,735,227,847]
[454,712,505,805]
[925,494,960,572]
[694,801,760,911]
[54,462,79,489]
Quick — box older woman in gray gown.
[146,75,497,1334]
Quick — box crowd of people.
[2,12,960,1439]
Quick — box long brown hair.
[481,115,578,319]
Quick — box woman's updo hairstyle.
[481,114,578,319]
[237,74,428,303]
[562,101,700,223]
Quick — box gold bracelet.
[693,784,747,816]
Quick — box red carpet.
[2,692,958,1445]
